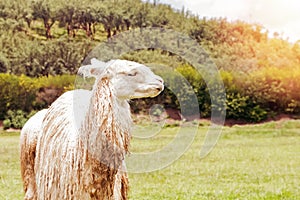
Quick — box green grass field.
[0,120,299,200]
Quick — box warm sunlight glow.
[157,0,300,42]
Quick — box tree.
[32,1,57,39]
[77,6,97,37]
[133,1,151,28]
[149,4,171,28]
[57,4,78,37]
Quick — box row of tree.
[0,0,185,39]
[1,0,299,75]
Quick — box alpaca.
[19,60,114,200]
[33,59,163,199]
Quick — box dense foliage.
[0,0,299,126]
[0,74,75,120]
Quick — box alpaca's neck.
[80,78,132,168]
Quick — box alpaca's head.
[79,59,164,99]
[106,59,164,99]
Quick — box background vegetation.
[0,0,300,127]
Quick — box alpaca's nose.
[156,76,164,84]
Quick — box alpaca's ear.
[77,58,106,78]
[91,58,106,67]
[100,59,118,79]
[78,65,104,78]
[78,64,93,78]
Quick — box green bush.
[176,64,211,117]
[0,73,75,119]
[225,91,268,122]
[0,63,299,124]
[131,64,273,122]
[158,65,271,122]
[0,74,37,119]
[3,119,11,130]
[3,109,41,130]
[238,66,300,114]
[3,110,28,129]
[34,75,75,109]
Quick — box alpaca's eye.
[128,71,138,76]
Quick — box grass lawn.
[0,120,299,199]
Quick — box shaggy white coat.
[20,59,163,200]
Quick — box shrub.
[0,74,37,119]
[175,64,211,117]
[173,65,271,122]
[34,75,75,109]
[3,119,11,130]
[239,66,300,114]
[226,91,268,122]
[131,64,269,122]
[0,74,75,119]
[1,63,299,124]
[3,109,40,130]
[3,110,28,129]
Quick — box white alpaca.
[22,59,163,200]
[20,60,104,200]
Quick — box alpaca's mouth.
[133,84,164,99]
[154,84,164,92]
[143,84,163,92]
